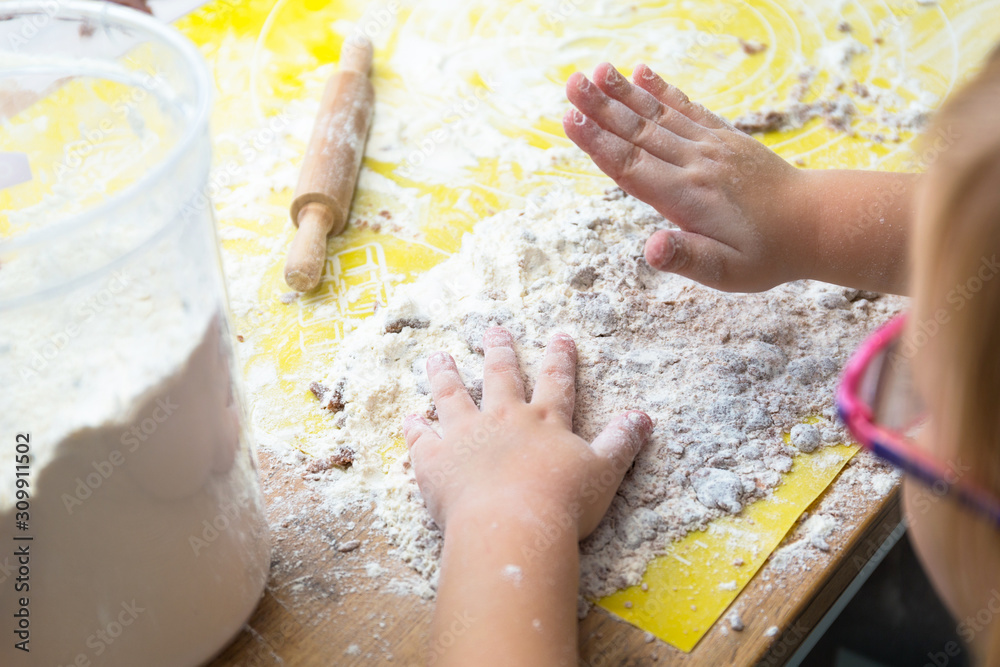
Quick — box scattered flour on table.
[731,32,935,141]
[300,186,904,601]
[765,451,901,576]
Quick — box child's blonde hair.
[911,47,1000,661]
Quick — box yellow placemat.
[163,0,1000,652]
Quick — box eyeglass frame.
[836,313,1000,528]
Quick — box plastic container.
[0,2,271,664]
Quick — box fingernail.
[427,351,450,370]
[551,332,574,343]
[577,75,592,91]
[604,66,624,86]
[482,326,513,348]
[660,236,676,267]
[403,412,428,427]
[627,411,653,433]
[640,65,658,81]
[646,232,675,269]
[572,109,587,125]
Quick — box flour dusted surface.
[304,186,904,599]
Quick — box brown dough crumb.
[734,96,858,136]
[328,446,355,467]
[236,335,245,342]
[739,38,768,55]
[355,219,383,233]
[837,20,852,33]
[305,446,356,473]
[385,317,430,334]
[336,539,361,553]
[309,380,346,412]
[734,109,788,134]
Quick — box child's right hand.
[564,63,807,293]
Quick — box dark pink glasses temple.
[836,315,1000,528]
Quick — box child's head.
[907,47,1000,656]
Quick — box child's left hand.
[403,326,652,538]
[402,327,651,666]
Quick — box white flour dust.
[301,186,904,599]
[731,31,934,141]
[764,453,900,578]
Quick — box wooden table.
[208,449,902,666]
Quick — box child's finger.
[566,72,695,166]
[588,410,653,497]
[529,333,577,427]
[592,63,709,142]
[403,413,441,450]
[481,326,526,409]
[426,352,477,423]
[644,229,743,291]
[562,109,684,206]
[632,64,731,131]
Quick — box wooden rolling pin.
[284,37,375,292]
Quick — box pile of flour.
[304,185,904,599]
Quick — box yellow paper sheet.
[599,443,857,652]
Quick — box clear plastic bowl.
[0,2,270,665]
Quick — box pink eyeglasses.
[836,314,1000,527]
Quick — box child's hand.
[405,328,652,665]
[564,63,806,292]
[403,327,652,538]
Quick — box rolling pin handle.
[283,202,337,292]
[340,36,374,75]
